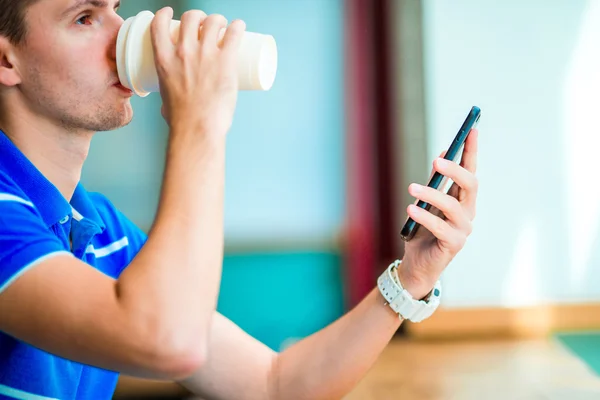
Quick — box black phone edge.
[400,106,481,242]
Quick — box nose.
[109,16,125,61]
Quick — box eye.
[75,14,92,25]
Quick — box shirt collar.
[71,183,106,231]
[0,130,105,231]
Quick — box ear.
[0,37,22,87]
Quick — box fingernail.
[437,158,449,168]
[411,183,423,193]
[408,204,420,213]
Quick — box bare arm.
[178,290,399,400]
[269,288,400,399]
[0,8,246,380]
[0,112,226,380]
[179,130,480,399]
[178,312,277,399]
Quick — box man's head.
[0,0,133,133]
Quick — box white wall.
[422,0,600,307]
[188,0,345,246]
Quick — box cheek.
[21,42,68,83]
[23,34,106,87]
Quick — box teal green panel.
[218,252,345,351]
[556,331,600,375]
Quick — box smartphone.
[400,106,481,242]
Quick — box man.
[0,1,479,399]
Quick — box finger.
[419,152,448,199]
[408,184,471,232]
[151,7,175,64]
[447,182,459,199]
[200,14,228,47]
[425,150,446,182]
[460,129,478,174]
[446,181,477,220]
[221,19,246,52]
[443,169,477,221]
[407,204,466,252]
[433,157,478,201]
[178,10,207,50]
[418,150,452,201]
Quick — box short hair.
[0,0,40,45]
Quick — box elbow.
[140,329,209,380]
[155,341,207,380]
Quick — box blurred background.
[84,0,600,398]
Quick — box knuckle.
[470,176,479,192]
[449,197,462,214]
[434,218,446,237]
[182,9,206,22]
[174,43,190,59]
[192,10,206,20]
[154,7,166,18]
[216,14,228,25]
[207,13,227,25]
[465,221,473,236]
[180,10,191,21]
[450,234,466,252]
[191,9,207,18]
[233,19,247,31]
[426,187,439,204]
[153,7,172,26]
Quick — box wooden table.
[114,337,600,399]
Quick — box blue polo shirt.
[0,131,148,399]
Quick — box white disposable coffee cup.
[116,10,278,97]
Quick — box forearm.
[117,124,227,357]
[271,288,401,400]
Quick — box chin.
[110,104,135,130]
[120,106,134,127]
[55,98,135,132]
[90,109,134,132]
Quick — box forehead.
[28,0,118,19]
[28,0,80,14]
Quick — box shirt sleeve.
[115,208,148,262]
[0,172,70,294]
[86,192,148,277]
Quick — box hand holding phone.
[400,106,481,242]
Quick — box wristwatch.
[377,260,442,322]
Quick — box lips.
[113,81,133,95]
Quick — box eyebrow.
[61,0,121,18]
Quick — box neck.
[1,108,93,202]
